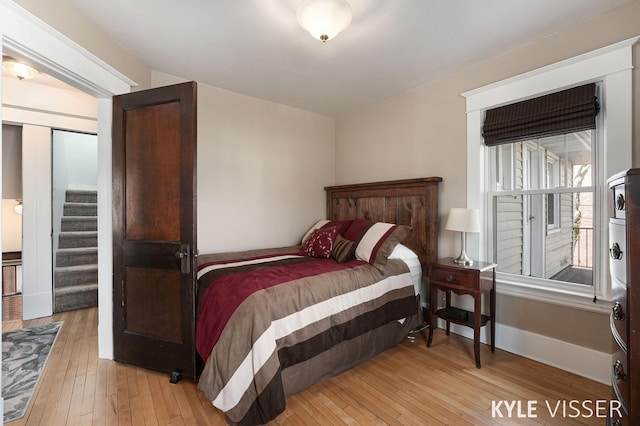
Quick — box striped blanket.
[196,246,418,424]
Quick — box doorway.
[1,124,23,321]
[52,130,98,313]
[1,0,135,363]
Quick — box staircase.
[54,189,98,312]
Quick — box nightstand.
[427,258,497,368]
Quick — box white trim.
[2,106,97,133]
[495,278,611,314]
[1,0,135,362]
[0,0,135,96]
[439,321,610,384]
[463,36,637,306]
[21,125,53,320]
[97,99,114,359]
[462,36,638,111]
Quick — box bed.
[195,177,441,424]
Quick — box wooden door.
[112,82,197,381]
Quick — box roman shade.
[482,83,599,146]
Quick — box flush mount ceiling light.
[2,57,39,80]
[297,0,352,42]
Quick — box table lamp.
[446,208,480,266]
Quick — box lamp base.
[453,250,473,266]
[453,231,473,265]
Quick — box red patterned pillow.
[299,226,339,258]
[301,219,352,244]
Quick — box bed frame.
[324,177,442,270]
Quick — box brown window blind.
[482,83,599,146]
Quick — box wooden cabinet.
[427,258,496,368]
[3,252,22,321]
[607,169,640,425]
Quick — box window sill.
[496,275,611,314]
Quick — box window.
[491,131,594,285]
[462,37,636,312]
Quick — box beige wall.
[335,0,640,352]
[152,71,336,253]
[13,0,151,89]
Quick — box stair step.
[58,231,98,249]
[61,216,97,232]
[56,247,98,267]
[54,283,98,312]
[63,202,97,217]
[55,264,98,288]
[66,190,97,203]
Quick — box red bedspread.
[195,248,417,424]
[196,255,363,361]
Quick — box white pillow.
[389,244,422,296]
[388,243,419,260]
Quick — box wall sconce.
[3,57,39,80]
[446,208,480,266]
[297,0,352,42]
[14,200,23,215]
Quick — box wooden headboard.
[324,177,442,269]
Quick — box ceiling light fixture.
[297,0,352,43]
[2,57,39,80]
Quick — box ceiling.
[53,0,633,116]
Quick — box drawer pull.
[613,360,626,381]
[612,302,625,321]
[609,243,623,260]
[445,274,455,283]
[616,193,625,211]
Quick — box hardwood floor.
[3,307,610,425]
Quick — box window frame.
[545,152,561,232]
[461,37,637,313]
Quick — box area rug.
[2,321,62,423]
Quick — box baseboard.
[439,320,610,384]
[98,322,113,360]
[22,291,53,320]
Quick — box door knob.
[175,244,191,273]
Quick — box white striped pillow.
[354,222,411,269]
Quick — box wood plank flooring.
[3,307,611,425]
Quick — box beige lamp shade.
[446,208,480,233]
[446,208,480,265]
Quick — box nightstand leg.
[445,291,451,336]
[427,286,435,347]
[474,290,482,368]
[490,286,496,352]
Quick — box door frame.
[1,0,135,367]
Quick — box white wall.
[52,130,97,255]
[152,71,336,253]
[2,124,22,199]
[1,200,22,252]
